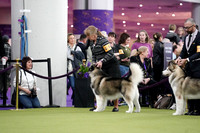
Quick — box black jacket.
[76,42,87,60]
[130,55,153,79]
[180,31,200,78]
[153,41,164,68]
[0,34,5,57]
[165,32,180,44]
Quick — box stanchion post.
[15,59,20,110]
[45,58,59,107]
[82,59,86,66]
[47,58,53,106]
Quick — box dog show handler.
[84,25,121,112]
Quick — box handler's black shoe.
[191,111,200,116]
[184,111,194,115]
[112,107,119,112]
[89,107,96,111]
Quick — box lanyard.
[143,62,148,77]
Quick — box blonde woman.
[130,46,157,107]
[84,25,121,112]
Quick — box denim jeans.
[68,76,75,91]
[68,76,75,105]
[119,65,129,77]
[19,95,40,108]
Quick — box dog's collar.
[167,67,174,72]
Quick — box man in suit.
[176,18,200,115]
[76,34,87,60]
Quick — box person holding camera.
[13,56,40,108]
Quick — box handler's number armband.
[103,44,112,52]
[197,46,200,52]
[119,49,124,55]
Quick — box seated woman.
[13,56,40,108]
[130,46,157,107]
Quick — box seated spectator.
[130,46,157,107]
[13,56,40,108]
[173,44,183,60]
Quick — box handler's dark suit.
[180,29,200,115]
[180,30,200,78]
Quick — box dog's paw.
[126,110,132,113]
[173,112,182,115]
[134,110,140,113]
[93,109,100,112]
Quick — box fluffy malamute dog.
[89,63,143,113]
[163,60,200,115]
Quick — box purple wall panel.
[73,10,113,34]
[0,24,11,37]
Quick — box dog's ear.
[89,64,95,71]
[168,60,177,69]
[89,64,97,71]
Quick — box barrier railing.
[0,58,79,109]
[0,59,169,110]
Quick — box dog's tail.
[129,62,144,85]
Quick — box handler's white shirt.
[186,29,198,51]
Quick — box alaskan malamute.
[89,63,143,113]
[163,60,200,115]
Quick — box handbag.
[154,95,173,109]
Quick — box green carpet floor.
[0,106,200,133]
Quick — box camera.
[30,88,37,98]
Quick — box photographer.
[13,56,40,108]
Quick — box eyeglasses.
[184,25,193,30]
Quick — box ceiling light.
[156,12,159,15]
[162,28,165,31]
[139,4,143,7]
[138,14,142,18]
[123,21,126,24]
[180,3,183,6]
[151,24,154,27]
[172,13,175,17]
[71,25,73,28]
[137,22,140,25]
[158,6,162,9]
[121,13,125,16]
[136,33,139,38]
[122,8,124,10]
[123,24,126,27]
[124,30,127,32]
